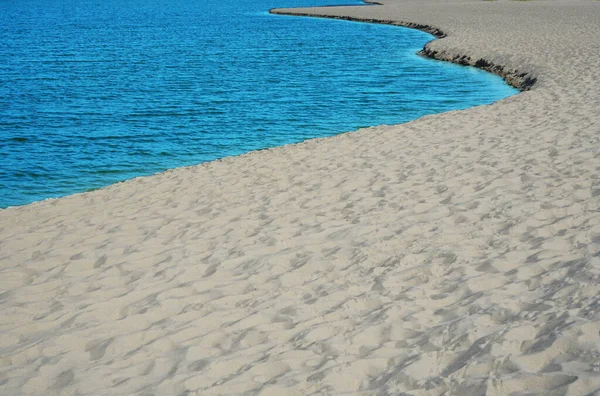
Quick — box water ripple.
[0,0,517,208]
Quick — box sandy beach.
[2,0,600,394]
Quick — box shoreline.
[269,9,536,91]
[0,5,519,211]
[1,0,599,394]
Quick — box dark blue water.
[0,0,517,208]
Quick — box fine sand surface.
[2,0,600,394]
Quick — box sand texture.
[2,0,600,394]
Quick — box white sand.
[2,0,600,394]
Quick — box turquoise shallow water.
[0,0,518,208]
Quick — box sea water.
[0,0,518,208]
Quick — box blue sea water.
[0,0,518,208]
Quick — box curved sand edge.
[269,9,537,91]
[1,0,599,395]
